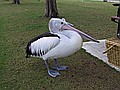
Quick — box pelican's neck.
[59,30,83,53]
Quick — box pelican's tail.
[26,42,31,58]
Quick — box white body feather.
[30,30,83,60]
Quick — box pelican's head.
[49,18,99,43]
[49,18,73,33]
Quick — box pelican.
[26,18,99,77]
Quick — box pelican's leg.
[52,59,68,70]
[44,60,60,77]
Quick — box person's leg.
[117,20,120,38]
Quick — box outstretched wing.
[26,32,60,58]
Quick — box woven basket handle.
[103,44,116,54]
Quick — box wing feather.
[30,37,60,57]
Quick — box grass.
[0,0,120,90]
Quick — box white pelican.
[26,18,99,77]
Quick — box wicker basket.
[105,38,120,68]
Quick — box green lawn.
[0,0,120,90]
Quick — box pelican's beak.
[61,24,99,43]
[67,22,74,27]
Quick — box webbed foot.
[52,66,68,70]
[48,70,60,77]
[53,59,68,70]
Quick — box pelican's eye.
[61,22,63,24]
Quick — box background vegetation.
[0,0,120,90]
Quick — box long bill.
[61,24,99,43]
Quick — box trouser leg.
[117,20,120,38]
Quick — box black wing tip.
[26,54,30,58]
[26,42,31,58]
[26,51,30,58]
